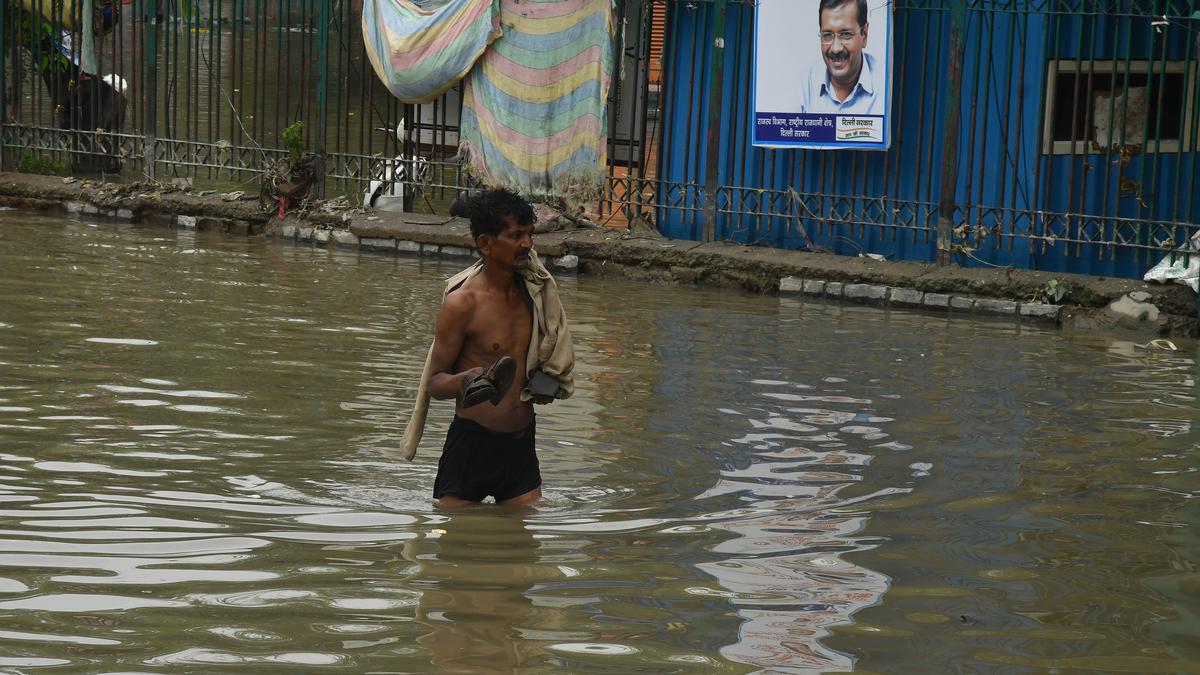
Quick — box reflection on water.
[0,211,1198,672]
[406,510,543,673]
[697,383,900,673]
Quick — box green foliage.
[1034,278,1069,304]
[17,154,67,176]
[3,7,70,73]
[282,122,307,164]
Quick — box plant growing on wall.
[282,121,307,165]
[16,153,66,175]
[260,121,318,218]
[1031,278,1069,304]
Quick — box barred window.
[1042,60,1197,154]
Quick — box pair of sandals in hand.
[460,356,518,408]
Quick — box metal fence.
[0,0,478,211]
[1,0,1197,279]
[653,0,1200,278]
[0,0,664,220]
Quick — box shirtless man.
[426,189,555,507]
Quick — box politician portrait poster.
[754,0,893,149]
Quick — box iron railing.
[649,0,1200,276]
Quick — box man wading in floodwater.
[399,188,575,507]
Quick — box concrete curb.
[779,276,1061,322]
[0,172,1195,337]
[277,219,582,272]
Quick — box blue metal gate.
[655,0,1200,279]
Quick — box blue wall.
[656,2,1198,279]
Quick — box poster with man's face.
[754,0,892,149]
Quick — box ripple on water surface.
[0,213,1197,671]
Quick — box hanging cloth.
[458,0,616,199]
[362,0,501,104]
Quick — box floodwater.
[0,210,1197,673]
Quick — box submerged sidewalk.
[1,172,1195,339]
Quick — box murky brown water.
[0,210,1197,672]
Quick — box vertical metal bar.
[1033,6,1058,258]
[814,147,825,243]
[634,0,650,183]
[1062,11,1088,258]
[231,0,241,179]
[282,0,290,139]
[298,0,308,126]
[702,0,727,242]
[658,0,678,228]
[334,0,347,194]
[888,4,910,244]
[1168,26,1186,226]
[963,5,983,252]
[314,0,329,198]
[10,1,21,135]
[274,0,283,145]
[682,4,700,237]
[1145,22,1170,231]
[1099,21,1133,243]
[363,9,374,183]
[144,0,159,181]
[129,0,140,161]
[1072,10,1099,258]
[1172,15,1198,227]
[253,0,262,169]
[603,0,625,220]
[734,4,752,241]
[188,0,196,166]
[936,0,966,265]
[974,8,996,253]
[119,0,128,157]
[164,0,174,162]
[1189,31,1200,228]
[212,0,223,180]
[768,143,777,240]
[353,1,363,197]
[921,5,943,245]
[0,0,6,171]
[205,0,214,178]
[178,0,189,175]
[1010,9,1029,251]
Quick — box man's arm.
[427,292,477,401]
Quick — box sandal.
[460,355,517,408]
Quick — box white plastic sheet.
[1144,231,1200,293]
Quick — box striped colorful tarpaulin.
[458,0,615,197]
[362,0,501,104]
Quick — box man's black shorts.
[433,416,541,503]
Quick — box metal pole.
[0,1,6,172]
[936,0,967,265]
[144,0,159,182]
[702,0,728,243]
[315,0,329,198]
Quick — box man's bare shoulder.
[439,286,480,321]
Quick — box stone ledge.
[975,298,1019,315]
[1020,303,1061,320]
[779,275,1065,325]
[889,288,924,306]
[1,171,1194,337]
[844,283,889,303]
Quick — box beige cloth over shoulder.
[398,251,575,461]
